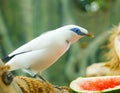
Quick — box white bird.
[3,25,93,75]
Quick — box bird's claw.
[34,74,47,82]
[54,85,62,90]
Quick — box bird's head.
[58,25,94,43]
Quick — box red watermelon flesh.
[70,76,120,92]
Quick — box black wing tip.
[2,56,14,62]
[2,50,31,62]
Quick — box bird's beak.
[86,33,94,38]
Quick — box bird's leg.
[23,69,47,81]
[26,70,61,90]
[54,85,62,90]
[23,69,61,90]
[35,75,62,91]
[33,74,47,82]
[34,74,61,90]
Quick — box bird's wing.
[3,32,53,62]
[5,48,47,71]
[9,32,52,56]
[2,51,31,62]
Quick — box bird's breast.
[45,41,70,62]
[30,41,70,73]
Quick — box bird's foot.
[54,85,62,90]
[34,74,47,82]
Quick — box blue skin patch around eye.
[70,28,86,35]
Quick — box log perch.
[0,59,71,93]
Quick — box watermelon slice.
[70,76,120,93]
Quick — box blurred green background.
[0,0,120,86]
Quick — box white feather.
[5,25,88,74]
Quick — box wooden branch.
[0,59,23,93]
[0,59,71,93]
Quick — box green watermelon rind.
[70,76,120,93]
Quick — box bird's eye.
[75,29,80,33]
[70,28,81,35]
